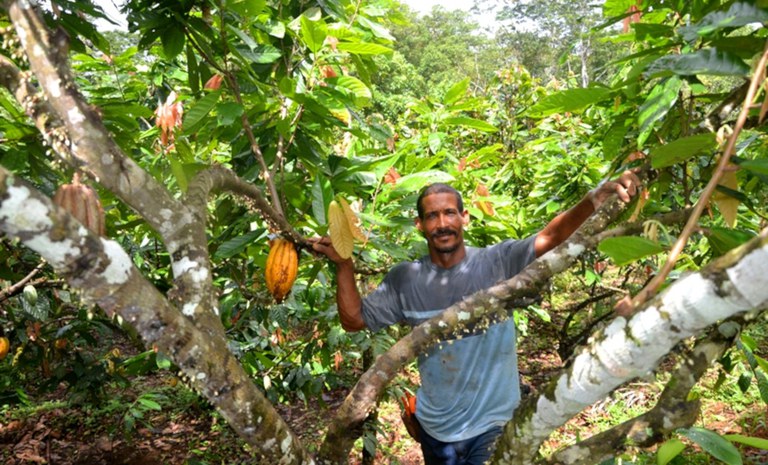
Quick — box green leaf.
[428,132,444,154]
[168,153,188,192]
[528,87,612,118]
[138,397,162,411]
[637,77,682,146]
[725,434,768,450]
[301,15,326,54]
[337,42,393,55]
[678,427,743,465]
[646,49,750,78]
[680,2,768,41]
[444,78,470,106]
[333,76,372,107]
[216,102,244,126]
[230,0,266,17]
[738,158,768,176]
[356,15,394,41]
[214,229,267,260]
[236,44,282,64]
[603,118,630,159]
[161,26,185,60]
[755,368,768,404]
[603,0,637,17]
[598,236,665,265]
[657,438,686,465]
[392,171,454,194]
[706,227,755,257]
[650,133,718,168]
[442,117,498,133]
[183,90,221,133]
[312,176,333,226]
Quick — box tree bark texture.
[0,167,315,464]
[491,229,768,464]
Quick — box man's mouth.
[432,229,456,239]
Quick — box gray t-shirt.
[361,236,537,442]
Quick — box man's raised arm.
[310,237,366,331]
[534,170,641,257]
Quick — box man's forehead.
[421,192,460,210]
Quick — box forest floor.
[2,315,767,465]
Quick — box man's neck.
[429,244,467,269]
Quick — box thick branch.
[0,166,313,465]
[544,318,745,465]
[491,227,768,465]
[4,1,221,331]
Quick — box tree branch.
[490,227,768,464]
[0,166,313,464]
[544,317,746,465]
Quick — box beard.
[428,228,460,254]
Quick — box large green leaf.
[442,117,498,133]
[680,2,768,42]
[444,78,470,106]
[332,76,372,107]
[235,44,282,64]
[637,77,682,146]
[183,90,222,134]
[650,133,717,168]
[301,15,327,54]
[646,49,750,78]
[603,0,639,17]
[678,427,742,465]
[706,227,755,257]
[724,434,768,451]
[230,0,267,17]
[391,171,454,195]
[161,25,185,59]
[528,87,612,118]
[312,175,333,226]
[657,438,686,465]
[337,42,393,55]
[738,158,768,176]
[214,229,268,260]
[356,15,394,41]
[598,236,665,265]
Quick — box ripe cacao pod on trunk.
[52,173,106,236]
[265,238,298,303]
[0,337,9,360]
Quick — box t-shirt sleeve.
[360,264,408,332]
[498,234,537,278]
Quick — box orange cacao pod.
[264,238,298,303]
[52,173,105,236]
[0,337,9,360]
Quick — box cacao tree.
[1,0,768,464]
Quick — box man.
[311,172,640,465]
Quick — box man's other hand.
[589,170,642,210]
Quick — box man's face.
[415,192,468,254]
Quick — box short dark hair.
[416,183,464,219]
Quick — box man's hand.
[308,236,366,331]
[308,236,350,265]
[589,170,642,210]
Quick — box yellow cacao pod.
[0,337,9,360]
[52,173,106,236]
[265,238,298,303]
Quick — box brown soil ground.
[2,316,767,465]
